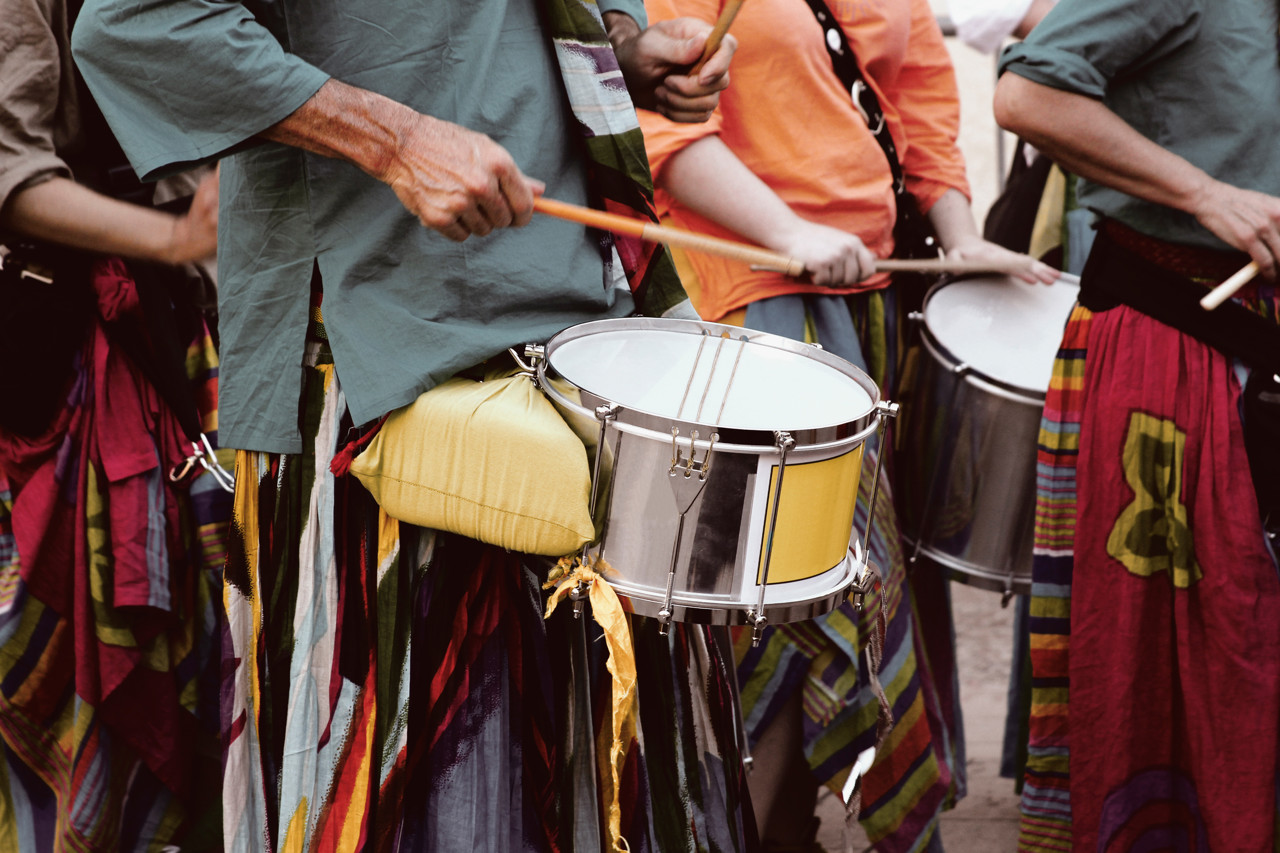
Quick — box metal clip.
[169,433,235,493]
[569,579,591,619]
[669,427,718,483]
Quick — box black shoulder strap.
[798,0,907,196]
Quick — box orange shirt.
[640,0,970,321]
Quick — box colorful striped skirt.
[727,289,965,853]
[1018,271,1280,850]
[219,336,756,852]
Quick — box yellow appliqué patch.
[1106,412,1203,588]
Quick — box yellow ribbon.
[544,556,636,853]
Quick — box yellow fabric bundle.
[350,371,595,556]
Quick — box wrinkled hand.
[944,235,1059,284]
[379,113,545,242]
[166,166,220,264]
[607,14,736,123]
[776,219,877,286]
[1191,179,1280,280]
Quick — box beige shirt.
[0,0,80,216]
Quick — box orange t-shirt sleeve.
[886,0,972,212]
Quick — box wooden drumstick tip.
[1200,261,1260,311]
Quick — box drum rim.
[917,273,1080,403]
[540,316,883,447]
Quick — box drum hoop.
[540,316,883,446]
[918,273,1080,406]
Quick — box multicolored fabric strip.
[1018,287,1280,851]
[543,0,689,318]
[0,258,227,851]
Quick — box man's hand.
[604,12,736,123]
[378,113,544,242]
[263,79,543,242]
[1191,180,1280,280]
[166,166,219,264]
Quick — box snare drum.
[536,317,893,638]
[898,274,1079,598]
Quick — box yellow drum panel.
[756,445,864,584]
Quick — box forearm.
[994,75,1210,216]
[1,177,182,263]
[658,135,804,250]
[924,188,982,252]
[261,79,413,181]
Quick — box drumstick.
[1200,261,1260,311]
[690,0,746,76]
[533,196,806,276]
[872,257,1042,276]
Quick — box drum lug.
[746,610,769,647]
[848,540,874,611]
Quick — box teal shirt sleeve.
[71,0,330,181]
[998,0,1201,97]
[599,0,648,30]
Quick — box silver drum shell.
[539,317,882,625]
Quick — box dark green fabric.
[73,0,667,453]
[999,0,1280,251]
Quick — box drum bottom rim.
[605,552,866,626]
[905,540,1031,596]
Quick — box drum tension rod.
[747,430,796,647]
[572,403,620,619]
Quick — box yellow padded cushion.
[350,372,595,556]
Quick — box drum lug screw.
[658,609,673,636]
[569,580,590,618]
[746,611,769,647]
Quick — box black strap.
[799,0,939,297]
[1079,224,1280,376]
[800,0,909,200]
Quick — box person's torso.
[217,0,634,451]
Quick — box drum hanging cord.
[544,554,638,853]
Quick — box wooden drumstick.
[1200,261,1260,310]
[533,196,806,276]
[689,0,746,76]
[872,257,1042,277]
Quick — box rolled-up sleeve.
[71,0,330,181]
[600,0,647,29]
[0,0,73,213]
[998,0,1201,97]
[890,0,970,211]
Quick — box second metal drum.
[898,274,1079,598]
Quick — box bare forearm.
[261,78,415,180]
[924,188,981,253]
[658,136,804,250]
[994,75,1210,216]
[1,177,182,263]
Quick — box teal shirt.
[72,0,647,453]
[999,0,1280,250]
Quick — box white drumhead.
[548,326,874,431]
[924,274,1080,393]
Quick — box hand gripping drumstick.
[533,197,1044,279]
[1200,261,1260,311]
[689,0,747,76]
